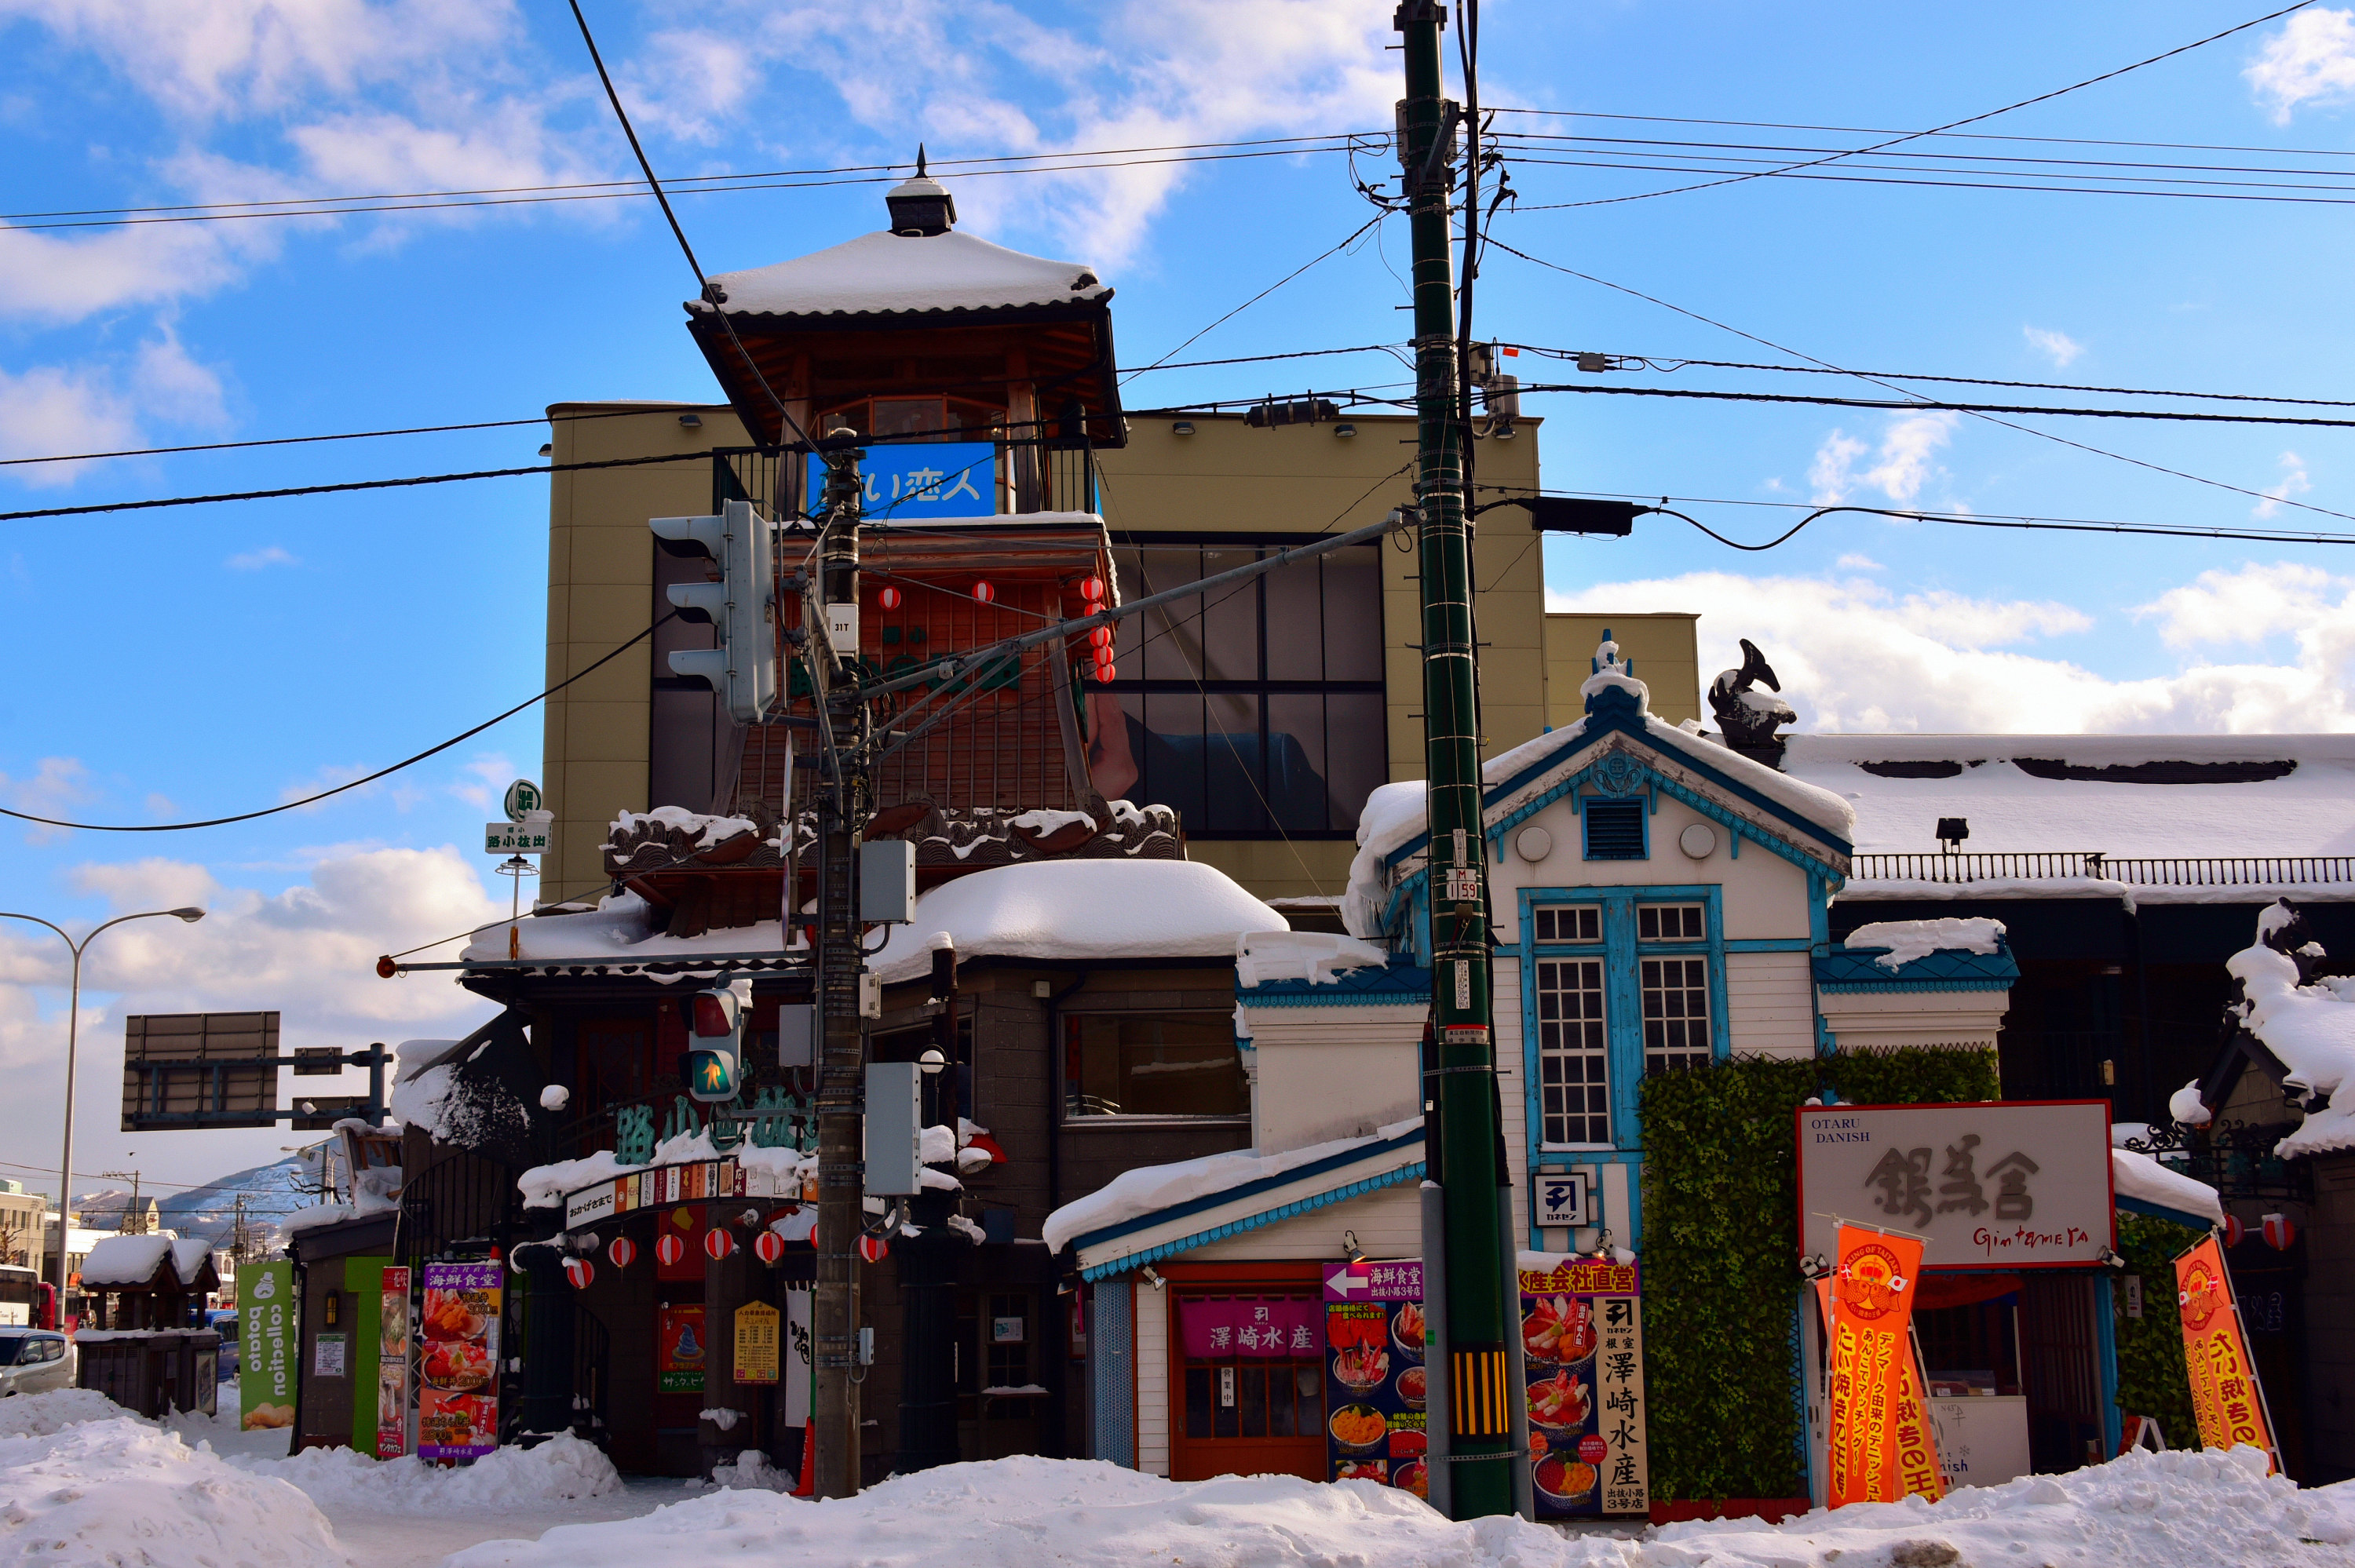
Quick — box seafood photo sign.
[418,1261,502,1460]
[1520,1256,1647,1519]
[1322,1260,1429,1497]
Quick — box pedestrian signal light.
[681,986,743,1103]
[650,499,777,724]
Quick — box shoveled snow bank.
[1842,917,2007,969]
[0,1413,348,1568]
[0,1387,133,1440]
[443,1447,2355,1568]
[226,1431,619,1511]
[868,860,1288,985]
[2229,936,2355,1158]
[2112,1147,2224,1224]
[1042,1118,1421,1254]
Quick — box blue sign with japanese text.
[806,442,995,520]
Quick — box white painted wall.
[1817,988,2011,1052]
[1243,1005,1423,1153]
[1725,950,1818,1057]
[1135,1274,1168,1477]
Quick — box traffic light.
[680,987,743,1103]
[651,498,776,724]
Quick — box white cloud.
[226,545,299,570]
[0,326,232,480]
[1808,412,1959,506]
[2022,326,2083,367]
[0,757,96,843]
[1835,552,1884,571]
[2247,8,2355,122]
[1550,561,2355,734]
[2254,450,2313,519]
[0,845,503,1182]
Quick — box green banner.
[239,1261,297,1432]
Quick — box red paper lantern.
[655,1232,687,1267]
[2222,1215,2246,1248]
[972,580,995,603]
[2263,1213,2297,1251]
[608,1236,637,1270]
[754,1230,788,1265]
[563,1257,595,1290]
[877,585,903,611]
[1088,625,1112,649]
[704,1227,737,1262]
[856,1234,890,1264]
[1079,575,1105,603]
[1094,662,1115,684]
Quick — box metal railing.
[1851,851,2355,888]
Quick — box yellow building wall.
[1543,611,1701,730]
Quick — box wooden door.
[1167,1285,1326,1482]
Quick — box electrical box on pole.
[858,840,917,924]
[863,1062,922,1197]
[651,498,777,724]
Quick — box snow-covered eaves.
[77,1234,214,1289]
[692,230,1109,321]
[1050,1121,1425,1278]
[2111,1147,2224,1228]
[458,892,809,979]
[869,860,1287,985]
[1814,918,2019,993]
[2226,939,2355,1158]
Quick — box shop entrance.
[957,1290,1046,1460]
[2019,1274,2104,1473]
[1164,1268,1326,1483]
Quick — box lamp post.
[0,906,206,1297]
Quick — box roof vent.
[885,145,956,236]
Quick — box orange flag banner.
[1824,1224,1929,1508]
[2174,1236,2277,1471]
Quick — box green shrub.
[2112,1210,2200,1445]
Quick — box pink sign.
[1178,1296,1320,1359]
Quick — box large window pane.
[1265,693,1331,833]
[1324,692,1388,833]
[1264,552,1326,681]
[1320,549,1384,683]
[1641,957,1712,1075]
[1064,1012,1248,1118]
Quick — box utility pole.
[810,436,871,1499]
[1399,0,1517,1519]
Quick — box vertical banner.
[1519,1256,1647,1518]
[783,1290,812,1426]
[2174,1236,2277,1468]
[1322,1260,1426,1497]
[659,1304,708,1393]
[377,1266,411,1459]
[239,1260,296,1431]
[735,1301,781,1384]
[1813,1278,1941,1504]
[1824,1224,1926,1508]
[418,1261,502,1460]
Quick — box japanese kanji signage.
[1519,1256,1646,1518]
[1320,1263,1427,1497]
[1796,1101,2112,1269]
[1178,1296,1319,1358]
[805,442,995,520]
[1822,1225,1943,1508]
[2174,1236,2277,1470]
[733,1301,780,1385]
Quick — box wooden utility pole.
[1398,0,1518,1519]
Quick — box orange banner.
[2174,1237,2276,1470]
[1824,1224,1930,1508]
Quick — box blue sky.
[5,0,2355,1191]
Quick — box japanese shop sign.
[1820,1226,1942,1508]
[238,1261,295,1433]
[1181,1296,1320,1358]
[2174,1236,2277,1470]
[1796,1101,2112,1269]
[418,1261,502,1460]
[658,1304,707,1393]
[1321,1262,1429,1498]
[734,1301,781,1385]
[1520,1256,1647,1519]
[377,1265,411,1459]
[805,442,995,520]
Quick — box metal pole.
[812,441,870,1498]
[62,940,82,1286]
[1398,0,1517,1519]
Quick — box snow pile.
[607,806,759,849]
[703,1449,795,1492]
[2112,1147,2223,1224]
[1010,808,1094,837]
[0,1387,132,1439]
[2171,1078,2215,1125]
[1235,930,1390,988]
[1042,1118,1422,1254]
[0,1414,348,1568]
[77,1234,177,1288]
[1843,916,2007,969]
[228,1430,619,1510]
[2228,936,2355,1157]
[283,1202,358,1234]
[440,1447,2355,1568]
[867,860,1288,985]
[697,228,1108,319]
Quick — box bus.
[0,1264,57,1330]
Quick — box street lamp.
[0,906,205,1296]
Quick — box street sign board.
[122,1012,278,1131]
[293,1048,343,1078]
[502,779,542,822]
[484,820,551,855]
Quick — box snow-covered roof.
[2111,1147,2223,1226]
[2226,935,2355,1158]
[458,892,809,974]
[76,1234,213,1289]
[870,860,1287,984]
[1786,733,2355,860]
[694,230,1108,320]
[1842,917,2006,969]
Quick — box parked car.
[206,1311,239,1380]
[0,1330,72,1395]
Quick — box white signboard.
[1532,1169,1590,1227]
[484,821,551,855]
[1929,1396,2032,1489]
[1796,1101,2112,1269]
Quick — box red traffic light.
[691,991,737,1037]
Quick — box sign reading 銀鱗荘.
[1796,1101,2112,1269]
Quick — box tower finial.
[916,143,928,177]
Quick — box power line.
[0,613,674,833]
[1490,106,2355,163]
[1502,154,2355,210]
[1506,0,2317,212]
[1483,236,2355,527]
[1511,378,2355,431]
[1119,217,1387,381]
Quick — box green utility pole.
[1398,0,1516,1520]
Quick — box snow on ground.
[446,1447,2355,1568]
